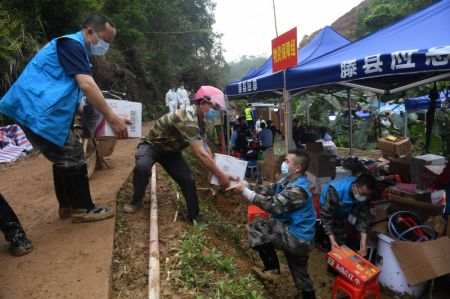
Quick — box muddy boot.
[301,290,316,299]
[53,165,72,218]
[252,266,281,283]
[123,199,142,214]
[5,223,33,256]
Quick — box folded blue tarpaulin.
[286,0,450,93]
[225,26,351,97]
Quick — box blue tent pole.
[347,88,353,156]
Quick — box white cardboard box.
[210,154,248,187]
[82,99,142,138]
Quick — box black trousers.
[131,142,199,220]
[0,193,22,240]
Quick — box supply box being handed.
[82,99,142,138]
[326,245,380,287]
[210,154,247,187]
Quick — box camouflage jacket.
[248,178,310,215]
[319,186,370,236]
[143,106,204,153]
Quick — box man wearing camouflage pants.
[227,150,317,299]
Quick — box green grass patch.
[173,224,264,298]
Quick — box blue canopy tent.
[224,26,351,98]
[405,91,447,111]
[285,0,450,154]
[286,0,450,94]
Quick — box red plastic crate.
[247,205,271,223]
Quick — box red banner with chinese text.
[272,27,297,73]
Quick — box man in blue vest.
[319,174,377,256]
[227,151,317,299]
[0,14,129,223]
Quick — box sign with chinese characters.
[340,46,450,80]
[272,27,297,73]
[237,78,258,94]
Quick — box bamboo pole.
[148,166,160,299]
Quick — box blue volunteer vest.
[0,31,90,147]
[319,176,357,218]
[273,176,316,241]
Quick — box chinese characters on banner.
[340,46,450,79]
[272,27,297,73]
[237,79,258,94]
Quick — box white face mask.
[353,186,367,202]
[281,161,290,177]
[90,31,110,56]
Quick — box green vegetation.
[227,55,267,83]
[354,0,436,38]
[0,0,227,121]
[173,224,264,298]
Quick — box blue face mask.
[90,31,110,56]
[280,161,290,177]
[204,108,219,121]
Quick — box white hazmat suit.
[165,89,179,113]
[177,86,190,110]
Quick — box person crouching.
[227,150,317,299]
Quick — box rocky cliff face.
[299,0,369,47]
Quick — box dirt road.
[0,133,145,299]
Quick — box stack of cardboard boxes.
[305,142,336,194]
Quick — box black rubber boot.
[5,222,33,256]
[301,290,316,299]
[52,165,72,218]
[63,164,113,223]
[63,164,95,210]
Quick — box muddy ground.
[1,131,448,298]
[112,145,449,299]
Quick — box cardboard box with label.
[82,99,142,138]
[210,154,247,187]
[326,245,380,286]
[378,136,411,158]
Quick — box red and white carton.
[326,245,380,287]
[82,99,142,138]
